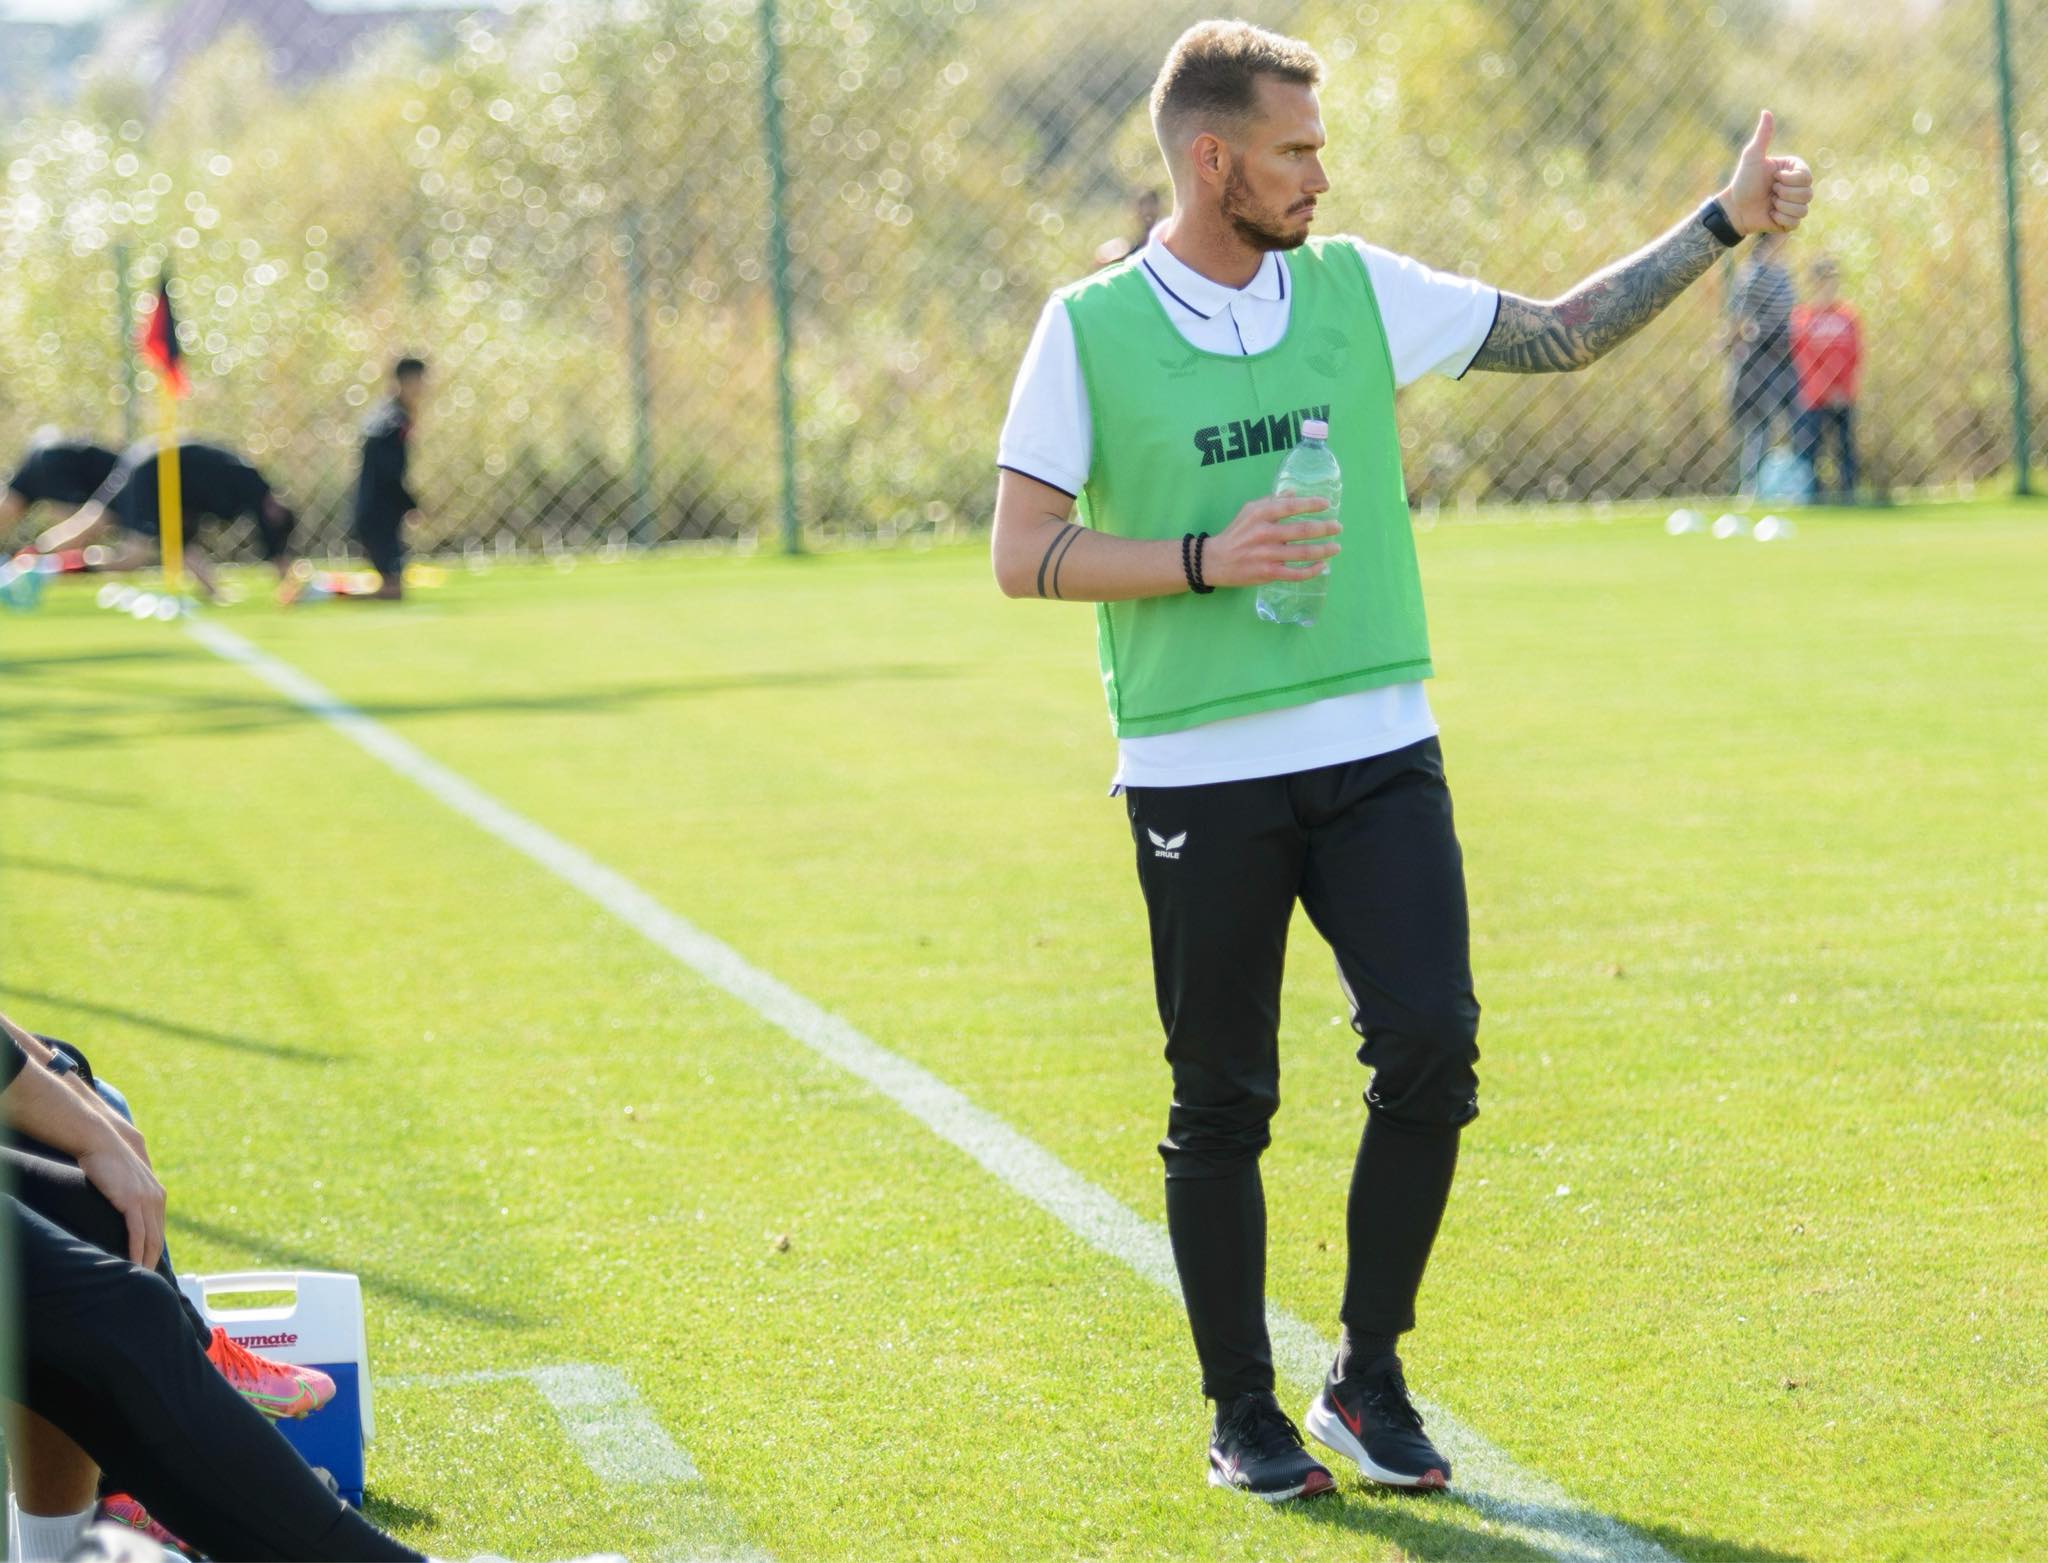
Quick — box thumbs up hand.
[1721,109,1814,236]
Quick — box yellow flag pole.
[157,386,183,597]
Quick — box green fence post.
[1994,0,2033,495]
[115,243,137,446]
[758,0,802,553]
[623,204,657,546]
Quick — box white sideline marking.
[382,1364,770,1563]
[190,618,1675,1563]
[385,1366,698,1484]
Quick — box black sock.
[1334,1326,1399,1381]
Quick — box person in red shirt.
[1791,256,1861,500]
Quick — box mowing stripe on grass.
[189,616,1675,1563]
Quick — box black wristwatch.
[1698,196,1743,249]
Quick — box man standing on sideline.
[1791,257,1861,501]
[1725,229,1800,495]
[991,20,1810,1502]
[352,356,428,600]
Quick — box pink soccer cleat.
[204,1326,336,1419]
[97,1493,197,1558]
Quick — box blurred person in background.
[1093,188,1165,268]
[2,434,123,595]
[27,438,303,602]
[1724,229,1800,496]
[351,356,429,600]
[1791,255,1861,501]
[1,433,120,537]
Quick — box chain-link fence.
[1,0,2041,561]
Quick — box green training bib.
[1061,238,1432,737]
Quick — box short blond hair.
[1149,20,1323,153]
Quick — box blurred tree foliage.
[0,0,2040,555]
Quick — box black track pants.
[352,504,405,579]
[1126,736,1481,1402]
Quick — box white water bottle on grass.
[1255,418,1340,627]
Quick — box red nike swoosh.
[1334,1394,1362,1436]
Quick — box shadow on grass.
[1276,1488,1555,1563]
[168,1210,532,1330]
[0,646,180,673]
[362,1494,438,1535]
[1634,1523,1815,1562]
[0,984,345,1065]
[0,775,144,807]
[0,852,243,899]
[0,663,958,754]
[1276,1485,1817,1563]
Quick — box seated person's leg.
[13,1197,424,1563]
[2,1144,178,1310]
[5,1406,98,1562]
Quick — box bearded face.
[1222,158,1314,252]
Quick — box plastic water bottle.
[1255,418,1340,627]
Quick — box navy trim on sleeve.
[2,1036,25,1088]
[997,463,1078,500]
[1456,290,1504,381]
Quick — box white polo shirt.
[998,232,1500,790]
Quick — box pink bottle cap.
[1300,418,1329,439]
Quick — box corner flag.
[137,273,188,594]
[137,275,188,397]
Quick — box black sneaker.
[1304,1357,1451,1490]
[1207,1390,1337,1502]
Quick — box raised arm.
[991,468,1339,603]
[1470,109,1812,376]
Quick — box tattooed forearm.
[1469,211,1725,374]
[1035,521,1079,599]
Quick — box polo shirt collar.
[1139,234,1287,320]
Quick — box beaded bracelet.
[1190,531,1214,594]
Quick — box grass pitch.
[3,501,2044,1562]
